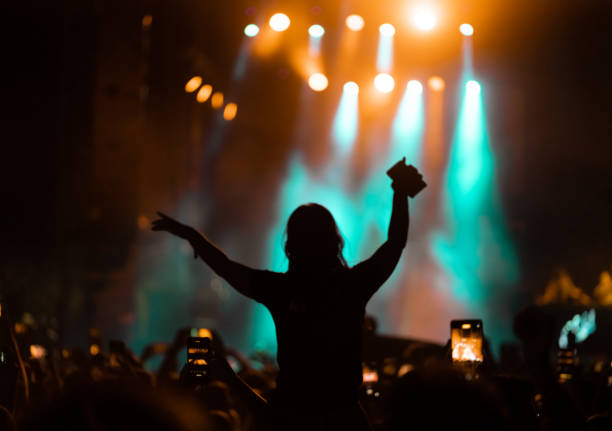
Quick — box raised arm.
[351,189,409,300]
[152,212,272,301]
[351,161,423,301]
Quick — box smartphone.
[363,369,379,383]
[187,336,210,378]
[556,348,575,383]
[386,159,427,198]
[451,320,484,363]
[30,345,46,359]
[190,327,213,339]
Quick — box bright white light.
[244,24,259,37]
[345,14,365,31]
[308,73,328,91]
[269,13,290,32]
[343,81,359,95]
[466,80,481,94]
[407,80,423,94]
[379,23,396,37]
[374,73,395,93]
[413,8,437,31]
[460,23,474,36]
[308,24,325,38]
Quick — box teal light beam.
[332,83,359,155]
[376,34,393,72]
[432,79,519,350]
[391,80,424,164]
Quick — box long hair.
[284,203,347,272]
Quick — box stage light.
[184,76,202,93]
[244,24,259,37]
[223,102,238,121]
[211,92,224,109]
[377,24,394,71]
[392,78,424,163]
[269,13,290,32]
[196,84,212,103]
[413,8,436,31]
[460,23,474,36]
[407,80,423,94]
[334,83,360,153]
[374,73,395,93]
[428,76,445,92]
[343,81,359,95]
[379,23,396,37]
[345,14,364,31]
[308,73,328,91]
[466,80,481,94]
[308,24,325,38]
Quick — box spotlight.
[343,81,359,95]
[407,80,423,94]
[413,8,436,31]
[244,24,259,37]
[427,76,445,92]
[374,73,395,93]
[269,13,290,32]
[308,73,328,92]
[196,84,213,103]
[184,76,202,93]
[308,24,325,38]
[345,14,365,31]
[211,92,224,109]
[379,23,396,37]
[466,80,481,94]
[223,103,238,121]
[459,23,474,36]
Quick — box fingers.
[151,217,172,231]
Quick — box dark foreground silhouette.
[151,159,423,429]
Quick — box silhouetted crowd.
[1,304,611,431]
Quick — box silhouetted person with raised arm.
[152,159,424,430]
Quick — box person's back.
[260,266,366,406]
[152,159,424,429]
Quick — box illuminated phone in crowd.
[29,345,46,359]
[451,319,484,363]
[362,364,379,384]
[186,336,211,379]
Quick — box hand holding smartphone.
[451,320,484,363]
[186,336,211,379]
[386,158,426,198]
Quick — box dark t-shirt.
[246,245,403,406]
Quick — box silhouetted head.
[284,204,347,271]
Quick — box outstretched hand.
[151,212,195,240]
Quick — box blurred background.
[2,0,611,361]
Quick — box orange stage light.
[223,103,238,120]
[428,76,445,92]
[196,84,213,103]
[211,92,224,109]
[184,76,202,93]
